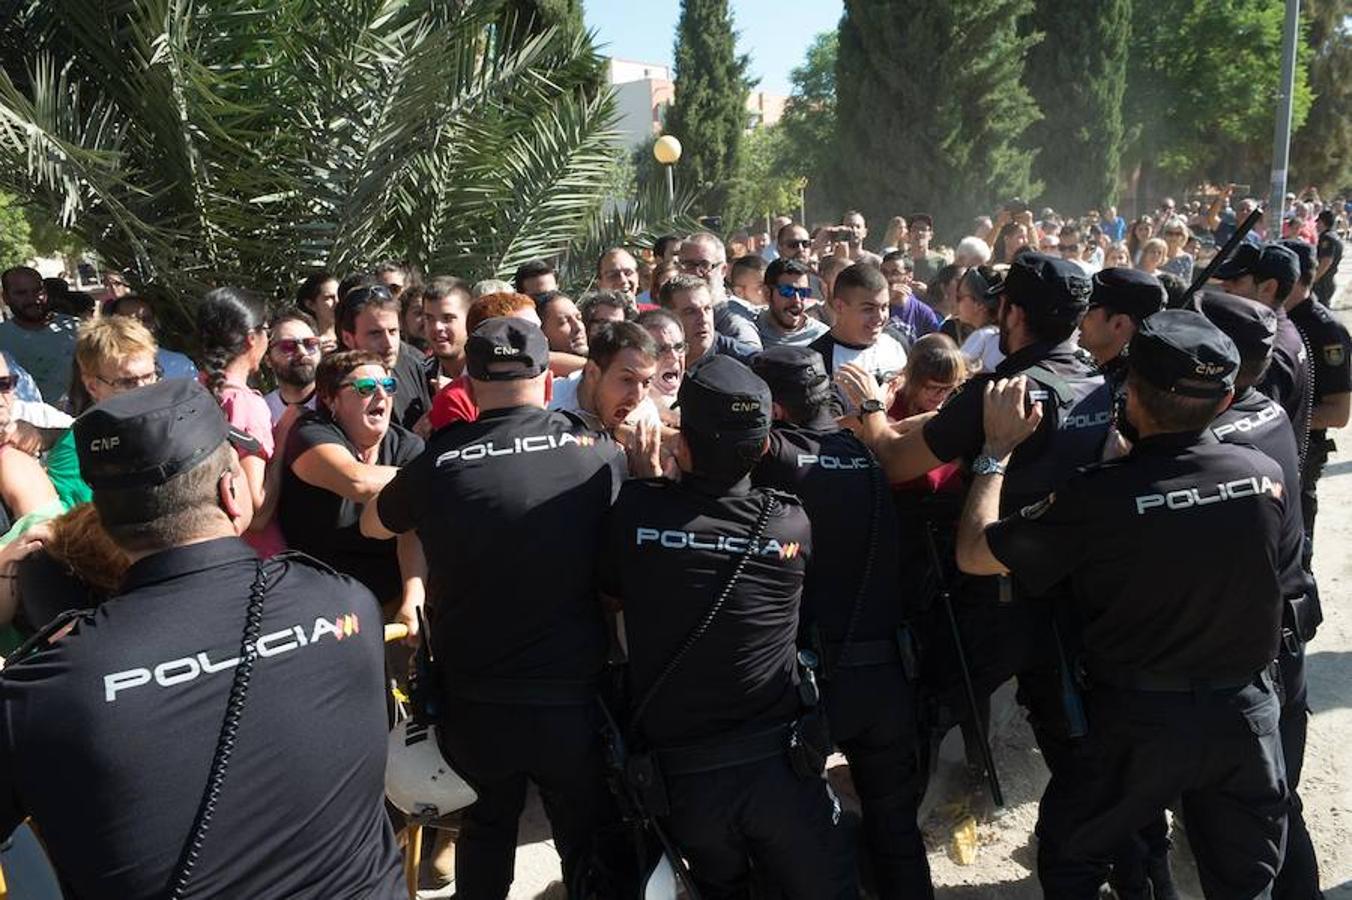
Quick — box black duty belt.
[656,723,791,777]
[1086,662,1261,694]
[824,638,901,670]
[446,675,596,706]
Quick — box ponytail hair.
[197,287,268,399]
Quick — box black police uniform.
[0,381,402,900]
[1313,227,1343,306]
[920,254,1111,780]
[1199,290,1324,900]
[986,311,1290,899]
[602,355,842,900]
[372,320,629,898]
[1086,269,1167,451]
[1287,294,1352,553]
[751,347,932,900]
[391,340,434,429]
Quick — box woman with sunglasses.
[279,350,426,642]
[1158,216,1195,281]
[197,286,288,557]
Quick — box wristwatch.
[859,398,885,416]
[971,454,1007,476]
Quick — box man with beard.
[420,277,472,391]
[758,258,827,348]
[263,308,321,424]
[638,308,685,420]
[0,266,79,406]
[549,321,660,435]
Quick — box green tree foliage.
[0,191,33,270]
[725,126,804,230]
[1123,0,1312,195]
[1021,0,1130,213]
[1290,0,1352,193]
[663,0,753,216]
[776,30,838,223]
[0,0,621,303]
[834,0,1043,240]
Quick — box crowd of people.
[0,187,1348,900]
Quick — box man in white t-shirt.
[549,320,660,434]
[808,263,908,413]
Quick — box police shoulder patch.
[1324,343,1347,367]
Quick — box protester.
[426,291,545,429]
[197,286,287,557]
[881,251,941,342]
[992,221,1030,265]
[596,247,641,299]
[513,258,558,295]
[548,320,661,434]
[1136,237,1168,276]
[659,273,756,367]
[337,281,433,430]
[1127,216,1154,263]
[727,254,769,317]
[47,316,161,509]
[757,258,828,348]
[106,294,198,380]
[0,353,59,533]
[279,349,425,637]
[537,290,588,356]
[261,307,320,424]
[809,264,910,415]
[296,270,340,351]
[952,266,1003,372]
[678,231,763,354]
[637,307,685,415]
[0,266,79,407]
[578,289,634,342]
[1159,217,1195,280]
[906,213,947,285]
[954,236,991,267]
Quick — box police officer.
[1077,268,1167,386]
[956,309,1292,899]
[1280,238,1352,563]
[750,346,932,900]
[601,354,844,899]
[1215,242,1313,463]
[362,318,630,898]
[838,252,1111,805]
[1198,290,1323,900]
[0,379,403,899]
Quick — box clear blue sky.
[583,0,843,96]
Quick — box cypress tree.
[833,0,1043,241]
[664,0,752,216]
[1021,0,1130,213]
[1291,0,1352,191]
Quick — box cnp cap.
[465,318,550,381]
[1214,243,1300,287]
[75,379,261,490]
[1193,290,1276,366]
[1128,309,1239,399]
[1278,239,1316,282]
[752,346,831,406]
[992,252,1091,321]
[1089,268,1166,321]
[678,354,771,439]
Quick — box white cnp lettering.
[88,436,120,453]
[730,401,760,412]
[1134,476,1279,515]
[492,345,519,356]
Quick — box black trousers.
[1037,675,1288,900]
[661,753,840,900]
[1300,436,1332,570]
[1276,641,1322,900]
[437,698,628,900]
[824,663,934,900]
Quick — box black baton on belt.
[922,522,1004,807]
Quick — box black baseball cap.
[992,252,1091,320]
[1278,239,1316,282]
[1089,268,1167,321]
[1128,309,1239,399]
[1213,243,1300,287]
[1193,290,1276,365]
[679,355,771,439]
[464,318,550,381]
[75,379,261,490]
[752,346,831,406]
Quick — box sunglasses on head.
[776,284,811,300]
[272,336,322,355]
[341,375,397,397]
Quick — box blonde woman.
[1159,217,1195,281]
[1136,238,1169,277]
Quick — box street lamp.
[654,134,682,213]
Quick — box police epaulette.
[2,607,93,669]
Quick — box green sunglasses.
[341,375,398,397]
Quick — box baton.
[922,522,1004,807]
[1177,206,1265,308]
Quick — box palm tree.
[0,0,624,299]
